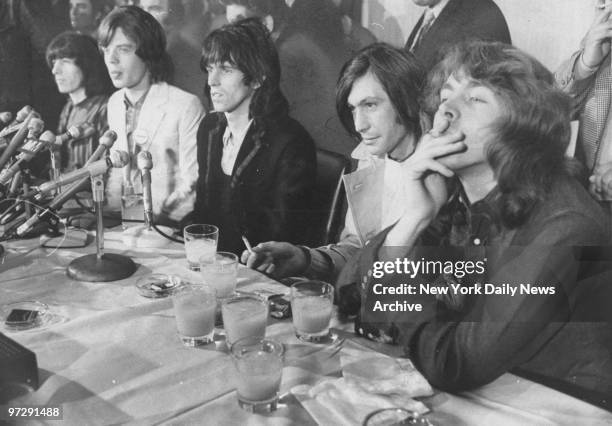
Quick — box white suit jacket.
[106,82,204,223]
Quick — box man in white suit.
[98,6,204,226]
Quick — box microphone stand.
[67,175,136,282]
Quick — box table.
[1,230,611,425]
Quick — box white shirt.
[221,119,253,175]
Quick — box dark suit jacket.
[192,113,316,254]
[405,0,511,71]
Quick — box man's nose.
[353,109,369,134]
[438,97,459,121]
[105,48,118,64]
[51,61,61,75]
[208,69,220,86]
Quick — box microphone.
[137,151,153,228]
[14,150,129,237]
[0,106,38,138]
[0,112,12,125]
[55,123,96,148]
[0,131,55,187]
[36,150,129,196]
[84,130,117,165]
[0,111,37,171]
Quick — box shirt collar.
[428,0,451,19]
[123,87,150,110]
[223,119,253,148]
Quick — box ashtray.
[136,274,182,298]
[2,301,48,331]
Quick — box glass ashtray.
[136,274,182,298]
[2,301,48,331]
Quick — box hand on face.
[581,1,612,69]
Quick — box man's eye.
[365,102,376,109]
[469,96,485,103]
[222,68,233,74]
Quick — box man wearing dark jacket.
[192,18,316,255]
[405,0,511,71]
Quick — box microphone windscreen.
[39,130,56,145]
[0,112,12,123]
[137,150,153,170]
[27,118,44,138]
[15,106,33,122]
[110,150,129,167]
[100,130,117,148]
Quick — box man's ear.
[263,15,274,33]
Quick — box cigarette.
[242,235,253,253]
[598,1,612,9]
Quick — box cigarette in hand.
[242,235,253,254]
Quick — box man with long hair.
[98,6,204,226]
[47,31,113,172]
[346,41,611,409]
[242,43,429,283]
[191,18,315,255]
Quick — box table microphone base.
[122,225,173,248]
[67,253,136,282]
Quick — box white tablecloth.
[1,231,611,425]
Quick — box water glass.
[201,252,238,299]
[221,294,268,348]
[231,337,284,413]
[291,280,334,343]
[183,224,219,270]
[172,284,216,347]
[121,184,143,230]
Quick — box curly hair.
[425,41,578,228]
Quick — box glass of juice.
[231,337,284,413]
[291,280,334,343]
[172,284,217,346]
[221,294,268,348]
[183,224,219,270]
[201,252,238,299]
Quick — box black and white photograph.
[1,0,611,424]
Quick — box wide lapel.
[343,159,384,244]
[203,115,225,207]
[418,0,461,54]
[136,82,167,151]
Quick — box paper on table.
[292,343,432,425]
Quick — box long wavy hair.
[201,17,289,125]
[46,31,113,98]
[425,41,578,228]
[336,43,428,142]
[98,6,172,83]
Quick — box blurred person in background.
[277,0,355,156]
[139,0,205,103]
[223,0,288,41]
[47,31,113,172]
[69,0,110,38]
[0,0,70,130]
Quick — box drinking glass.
[172,284,216,347]
[183,224,219,270]
[291,280,334,343]
[231,337,284,413]
[221,294,268,348]
[121,183,143,230]
[201,252,238,299]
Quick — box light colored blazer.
[106,82,204,224]
[306,143,389,282]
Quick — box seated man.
[46,31,113,172]
[343,41,612,408]
[242,43,429,283]
[192,18,316,255]
[99,6,205,226]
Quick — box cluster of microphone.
[0,106,130,239]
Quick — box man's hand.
[589,161,612,200]
[581,1,612,69]
[383,118,465,249]
[240,241,308,279]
